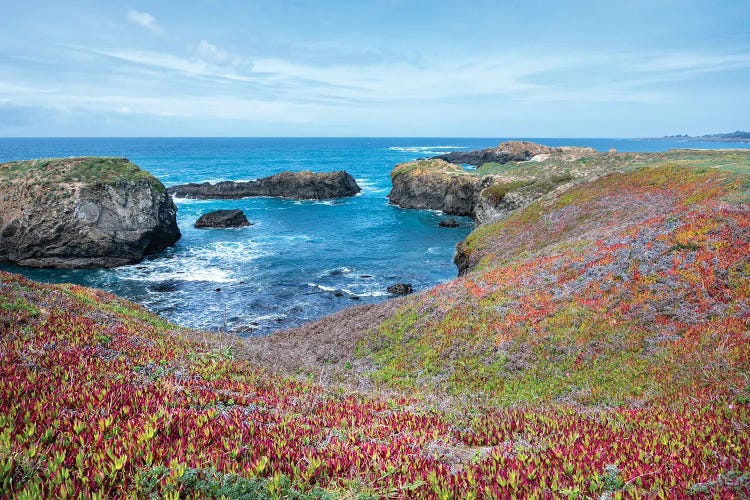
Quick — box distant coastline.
[656,131,750,143]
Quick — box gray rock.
[0,157,180,268]
[168,170,361,200]
[387,283,413,296]
[388,159,481,216]
[194,209,251,228]
[435,141,555,165]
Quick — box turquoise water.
[1,137,748,334]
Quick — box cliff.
[0,157,180,268]
[167,170,361,200]
[389,142,605,225]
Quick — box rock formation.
[389,142,601,224]
[194,209,252,228]
[435,140,596,166]
[168,170,361,200]
[388,159,483,216]
[387,283,413,296]
[0,157,180,268]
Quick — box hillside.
[2,272,749,498]
[248,150,750,406]
[1,149,750,497]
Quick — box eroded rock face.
[388,159,482,216]
[0,157,180,268]
[194,209,251,228]
[168,170,361,200]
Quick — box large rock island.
[168,170,361,200]
[0,157,180,268]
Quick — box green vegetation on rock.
[0,157,165,192]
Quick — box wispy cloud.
[127,8,163,36]
[196,40,252,70]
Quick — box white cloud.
[127,8,163,36]
[196,40,252,69]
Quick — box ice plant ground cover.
[1,273,748,498]
[1,152,750,498]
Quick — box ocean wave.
[123,265,235,284]
[307,281,388,297]
[318,267,353,277]
[291,199,338,206]
[171,196,213,204]
[387,146,469,153]
[307,283,346,293]
[356,177,390,195]
[115,241,267,284]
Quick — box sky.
[0,0,748,137]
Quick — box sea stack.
[0,157,180,268]
[194,209,252,228]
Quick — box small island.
[168,170,361,200]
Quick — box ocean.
[1,137,749,334]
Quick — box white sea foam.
[318,267,352,277]
[307,283,344,293]
[115,241,267,284]
[356,178,389,195]
[387,146,469,152]
[124,265,235,284]
[171,196,213,204]
[355,290,389,297]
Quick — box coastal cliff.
[388,142,603,226]
[168,170,361,200]
[0,157,180,268]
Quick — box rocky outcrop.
[388,159,483,216]
[389,142,602,225]
[168,170,361,200]
[436,141,596,166]
[436,141,555,165]
[194,209,252,228]
[388,159,536,219]
[0,157,180,268]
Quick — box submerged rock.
[194,209,252,228]
[168,170,361,200]
[387,283,413,296]
[439,218,460,228]
[0,157,180,268]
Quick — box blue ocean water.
[1,137,748,334]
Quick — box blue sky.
[1,0,748,137]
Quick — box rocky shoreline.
[388,141,600,227]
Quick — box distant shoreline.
[654,132,750,143]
